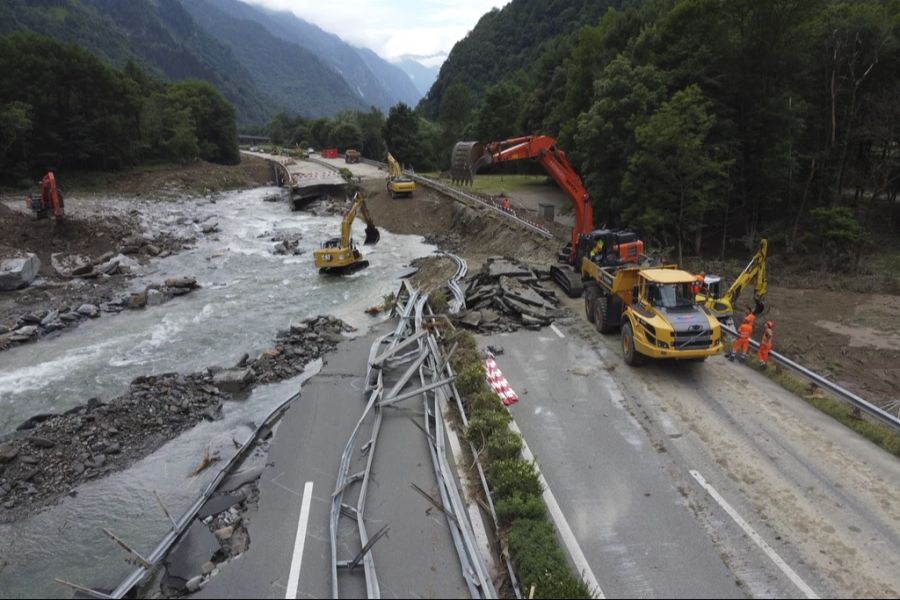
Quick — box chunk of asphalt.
[164,520,220,581]
[217,467,264,493]
[197,490,247,519]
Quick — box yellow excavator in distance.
[313,192,380,274]
[697,239,768,327]
[386,152,415,198]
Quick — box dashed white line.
[285,481,315,599]
[690,470,820,599]
[550,323,566,339]
[509,420,605,599]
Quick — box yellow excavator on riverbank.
[313,192,380,274]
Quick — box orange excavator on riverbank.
[26,169,64,221]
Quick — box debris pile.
[457,257,562,332]
[251,316,351,383]
[0,277,201,351]
[0,315,348,519]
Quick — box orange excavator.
[451,136,612,297]
[26,169,64,221]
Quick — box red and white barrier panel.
[485,353,518,406]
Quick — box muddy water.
[0,187,436,598]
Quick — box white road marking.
[509,420,605,599]
[690,470,820,599]
[550,323,566,339]
[285,481,315,600]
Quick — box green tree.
[383,103,421,166]
[167,80,239,165]
[574,55,667,222]
[473,80,524,142]
[328,121,363,152]
[356,108,386,159]
[0,101,32,158]
[623,85,731,263]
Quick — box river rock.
[129,292,147,309]
[77,304,100,318]
[9,325,38,341]
[213,368,253,393]
[26,436,55,448]
[165,276,197,289]
[146,289,165,306]
[145,244,161,256]
[0,444,18,464]
[0,254,41,291]
[185,575,205,593]
[40,310,59,326]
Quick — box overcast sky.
[240,0,509,64]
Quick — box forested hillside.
[418,0,900,262]
[0,33,238,185]
[418,0,621,118]
[0,0,272,123]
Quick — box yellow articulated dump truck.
[580,229,723,366]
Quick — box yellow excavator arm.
[340,192,379,248]
[725,239,768,313]
[387,152,402,178]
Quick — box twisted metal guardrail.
[721,323,900,432]
[444,252,467,314]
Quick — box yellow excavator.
[313,192,380,274]
[386,152,415,198]
[697,239,768,327]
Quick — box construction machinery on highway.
[696,239,768,327]
[345,149,361,164]
[313,191,380,274]
[386,152,415,198]
[580,229,724,365]
[451,136,592,296]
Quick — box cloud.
[239,0,508,60]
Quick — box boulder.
[213,368,253,393]
[77,304,100,318]
[146,289,165,307]
[51,253,90,278]
[0,254,41,291]
[129,292,147,309]
[165,276,197,289]
[0,444,18,464]
[9,325,38,341]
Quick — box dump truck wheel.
[584,286,598,323]
[622,322,646,366]
[596,295,619,334]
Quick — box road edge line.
[509,420,605,599]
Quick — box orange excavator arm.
[452,135,593,264]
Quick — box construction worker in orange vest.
[691,272,706,296]
[501,196,511,212]
[757,320,774,368]
[726,308,755,362]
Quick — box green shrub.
[467,389,504,413]
[339,167,354,180]
[456,362,487,395]
[495,492,545,527]
[487,458,542,499]
[508,519,592,599]
[486,428,523,460]
[466,410,512,446]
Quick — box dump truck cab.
[622,268,723,365]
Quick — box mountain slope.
[394,56,443,97]
[0,0,274,123]
[200,0,421,110]
[418,0,620,118]
[181,0,367,117]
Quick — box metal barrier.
[721,323,900,432]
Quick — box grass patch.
[443,329,591,599]
[426,173,553,195]
[764,364,900,459]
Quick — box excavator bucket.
[752,297,765,315]
[450,142,485,185]
[364,224,380,245]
